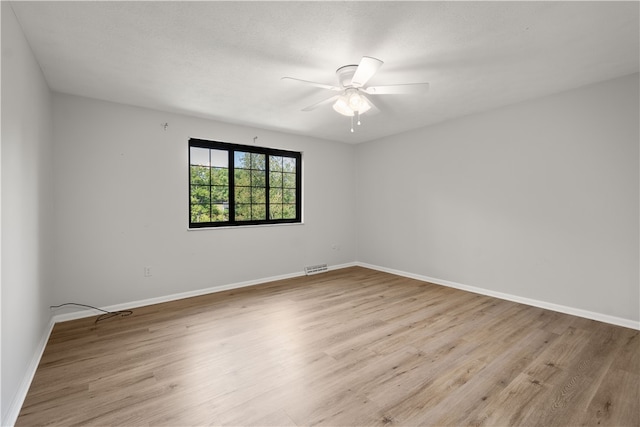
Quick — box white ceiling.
[9,1,640,144]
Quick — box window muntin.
[189,139,301,228]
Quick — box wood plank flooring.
[16,267,639,426]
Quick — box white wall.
[356,73,639,324]
[51,93,356,308]
[1,3,55,424]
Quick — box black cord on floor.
[50,303,133,324]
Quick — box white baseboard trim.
[329,261,358,271]
[357,262,640,331]
[3,317,56,427]
[52,262,358,323]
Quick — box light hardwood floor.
[17,267,639,426]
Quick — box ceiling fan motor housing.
[336,65,358,88]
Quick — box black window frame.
[189,138,302,228]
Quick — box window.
[189,138,302,228]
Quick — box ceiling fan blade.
[351,56,384,88]
[281,77,341,91]
[364,83,430,95]
[302,95,339,111]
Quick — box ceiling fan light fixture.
[347,90,364,110]
[356,96,372,114]
[332,97,354,116]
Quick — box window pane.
[270,188,282,203]
[270,156,283,172]
[191,204,210,223]
[235,169,250,186]
[235,151,250,168]
[210,204,228,222]
[252,204,266,220]
[283,188,296,204]
[252,188,266,204]
[190,147,210,166]
[251,171,266,187]
[210,149,228,168]
[191,185,210,205]
[190,166,210,186]
[251,153,266,170]
[235,187,250,204]
[270,204,283,219]
[283,157,296,172]
[283,172,296,188]
[270,172,282,187]
[211,186,228,203]
[235,204,250,221]
[212,167,229,186]
[282,204,296,219]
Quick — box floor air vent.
[305,264,328,275]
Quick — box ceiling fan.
[282,56,429,132]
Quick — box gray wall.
[356,73,639,323]
[1,3,55,423]
[51,93,356,308]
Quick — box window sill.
[187,222,304,231]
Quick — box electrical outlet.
[144,266,152,277]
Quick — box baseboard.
[357,262,640,331]
[329,261,358,271]
[52,262,358,323]
[2,317,56,427]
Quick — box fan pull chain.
[356,110,361,126]
[350,115,354,133]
